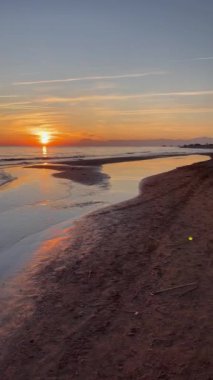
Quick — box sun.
[40,131,50,145]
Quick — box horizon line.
[1,137,213,148]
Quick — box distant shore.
[0,157,213,379]
[180,143,213,149]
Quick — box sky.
[0,0,213,146]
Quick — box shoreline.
[0,158,213,379]
[29,152,212,186]
[0,155,209,284]
[33,152,207,168]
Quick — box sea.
[0,145,211,281]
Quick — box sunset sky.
[0,0,213,146]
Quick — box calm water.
[0,146,210,281]
[0,144,210,166]
[0,145,185,161]
[0,145,211,185]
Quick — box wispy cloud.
[0,101,32,108]
[0,101,55,111]
[156,90,213,96]
[13,71,165,86]
[43,90,213,104]
[104,107,213,116]
[173,56,213,63]
[192,56,213,61]
[0,95,20,98]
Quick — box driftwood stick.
[166,241,187,247]
[166,236,195,247]
[179,285,198,296]
[88,270,92,279]
[151,282,197,295]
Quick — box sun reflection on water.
[42,145,47,156]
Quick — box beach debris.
[179,285,198,296]
[127,327,138,336]
[188,236,193,241]
[124,310,140,316]
[151,281,197,296]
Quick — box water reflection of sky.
[0,155,209,281]
[104,155,209,200]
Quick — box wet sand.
[30,164,110,186]
[0,158,213,379]
[57,153,191,166]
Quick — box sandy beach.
[0,157,213,379]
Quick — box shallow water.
[0,154,209,281]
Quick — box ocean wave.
[0,155,88,167]
[0,154,86,163]
[0,145,207,168]
[0,170,16,186]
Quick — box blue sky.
[0,0,213,144]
